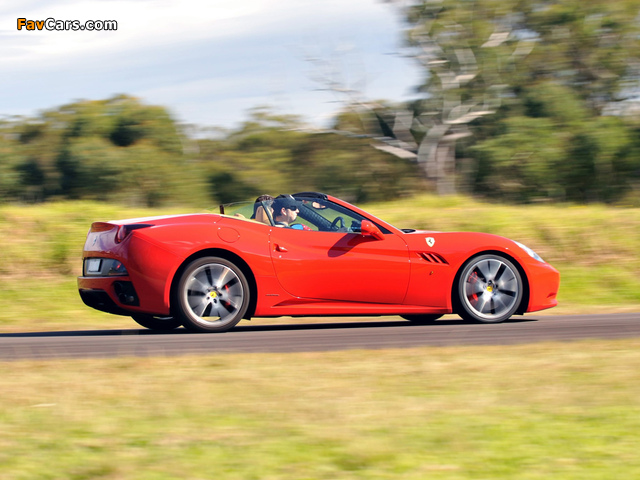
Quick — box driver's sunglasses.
[286,205,299,212]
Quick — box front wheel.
[175,256,250,333]
[457,254,523,323]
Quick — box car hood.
[402,229,521,256]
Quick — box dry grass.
[1,341,640,479]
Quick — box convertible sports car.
[78,192,560,333]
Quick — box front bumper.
[525,261,561,313]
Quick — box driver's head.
[272,194,299,223]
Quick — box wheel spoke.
[228,284,243,300]
[209,265,228,289]
[466,278,485,295]
[496,268,516,286]
[473,294,489,314]
[189,295,209,317]
[204,302,216,317]
[220,301,236,315]
[219,291,242,316]
[493,293,511,313]
[478,259,500,282]
[188,276,209,294]
[224,276,239,289]
[475,261,490,281]
[494,263,507,282]
[208,302,224,319]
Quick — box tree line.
[0,98,424,206]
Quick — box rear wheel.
[131,314,182,331]
[457,254,523,323]
[175,256,250,333]
[401,314,443,324]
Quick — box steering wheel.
[330,216,346,231]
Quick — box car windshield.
[219,194,386,233]
[293,196,366,232]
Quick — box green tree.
[0,95,194,206]
[399,0,640,202]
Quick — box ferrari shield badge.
[426,237,435,247]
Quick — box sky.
[1,0,423,130]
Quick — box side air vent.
[418,252,449,265]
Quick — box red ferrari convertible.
[78,192,560,332]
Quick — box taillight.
[114,224,153,244]
[108,261,128,275]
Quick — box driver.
[272,194,299,227]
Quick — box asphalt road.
[1,313,639,361]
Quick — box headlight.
[514,241,544,263]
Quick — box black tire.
[175,256,250,333]
[457,254,523,323]
[131,314,183,331]
[401,314,443,324]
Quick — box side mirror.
[361,220,384,240]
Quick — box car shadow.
[234,316,538,332]
[0,317,539,338]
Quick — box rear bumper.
[78,276,163,317]
[78,287,132,316]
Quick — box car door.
[269,227,411,304]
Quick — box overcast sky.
[1,0,422,130]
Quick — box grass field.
[2,197,640,479]
[2,341,640,479]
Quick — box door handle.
[275,244,288,253]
